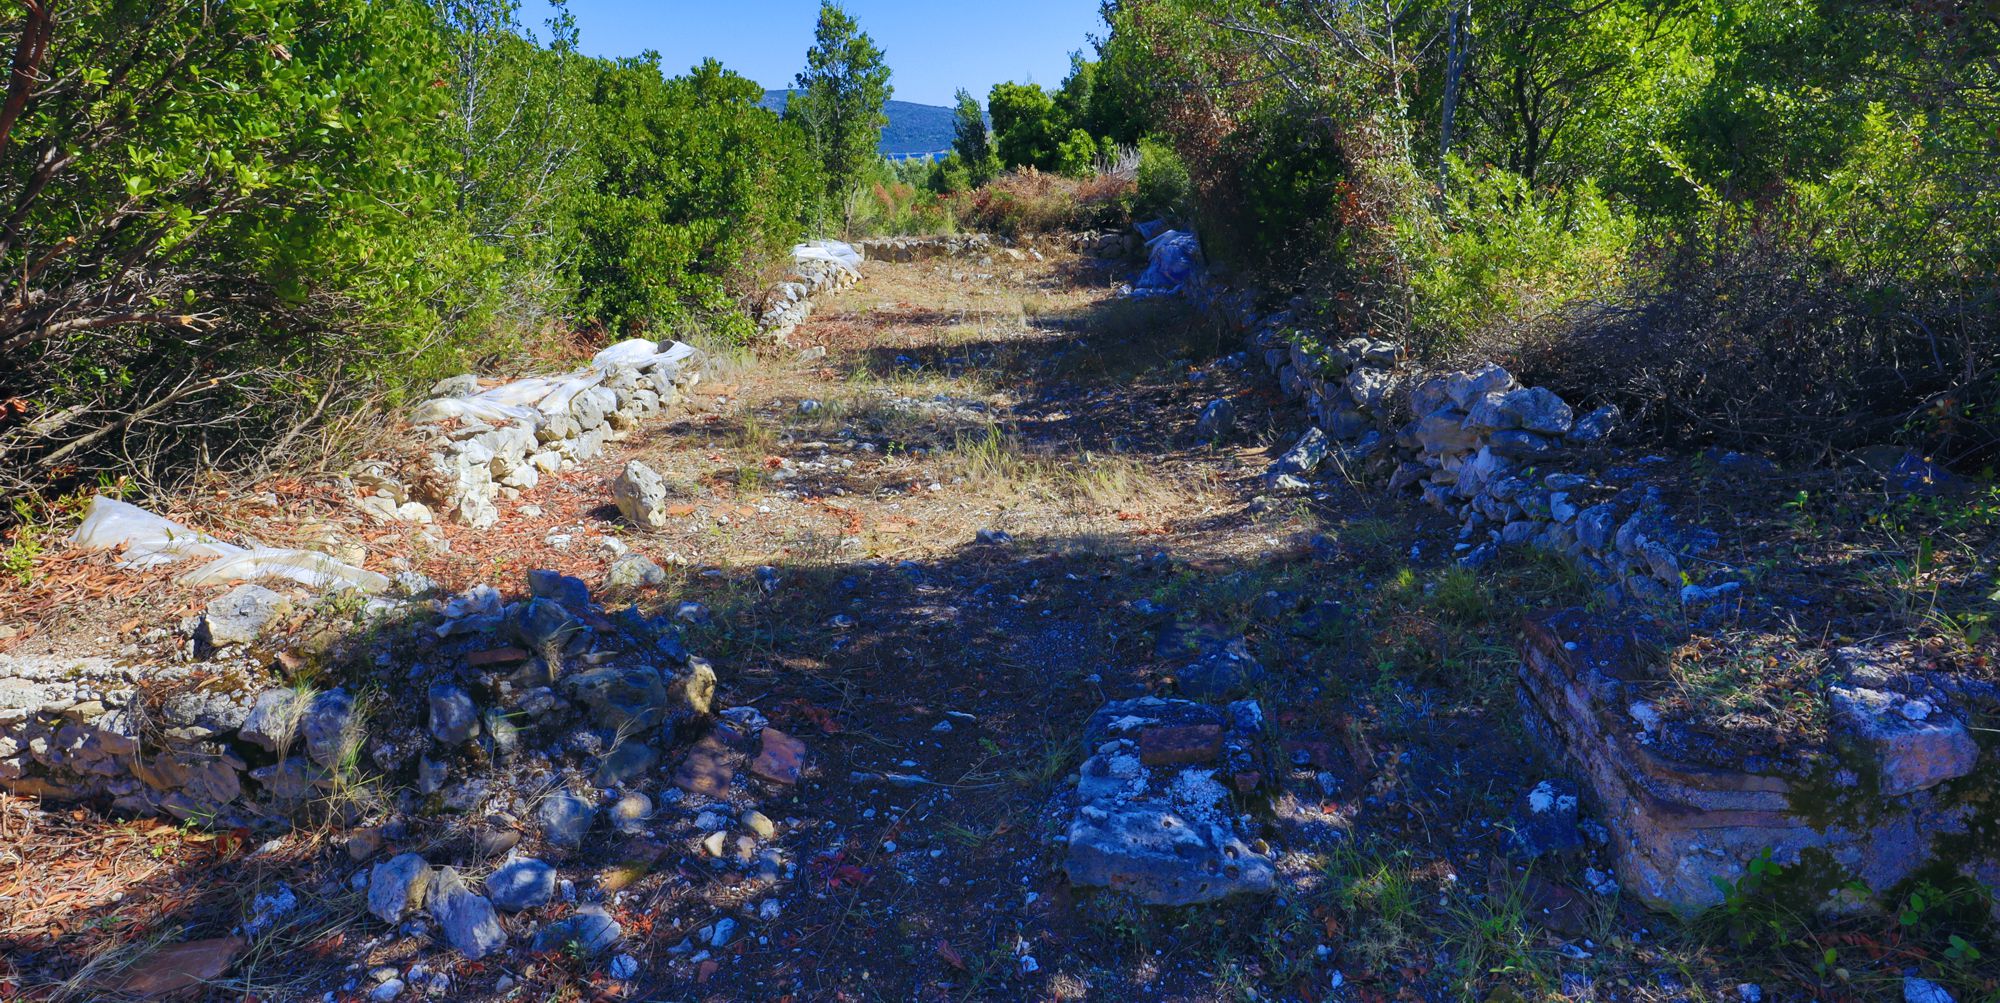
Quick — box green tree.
[988,81,1059,170]
[951,88,992,170]
[573,55,819,334]
[430,0,594,331]
[1053,52,1097,134]
[1054,128,1100,176]
[0,0,464,492]
[786,1,893,204]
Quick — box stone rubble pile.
[1062,696,1276,906]
[351,339,702,530]
[2,559,825,978]
[1176,266,1997,918]
[758,239,864,343]
[0,568,741,829]
[0,653,266,819]
[1243,312,1716,606]
[1070,228,1146,260]
[855,230,1138,266]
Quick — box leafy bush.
[1103,0,1999,464]
[1408,162,1636,359]
[845,171,957,237]
[571,57,820,338]
[988,82,1061,171]
[1133,138,1194,222]
[0,1,827,497]
[0,0,468,494]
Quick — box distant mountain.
[759,90,958,160]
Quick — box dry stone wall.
[852,234,994,262]
[1521,612,1997,916]
[757,240,864,343]
[351,340,702,531]
[4,241,877,827]
[1244,313,1705,606]
[0,571,726,830]
[1206,286,1998,918]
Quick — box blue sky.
[514,1,1108,107]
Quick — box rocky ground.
[0,250,1992,1002]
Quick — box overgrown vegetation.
[0,0,864,501]
[1095,0,2000,467]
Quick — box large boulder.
[300,689,356,769]
[1063,697,1276,906]
[1065,803,1277,907]
[427,867,505,960]
[1497,387,1574,436]
[486,857,556,912]
[427,684,479,746]
[537,791,595,849]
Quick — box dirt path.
[3,251,1794,1002]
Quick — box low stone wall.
[351,344,701,530]
[758,243,863,343]
[1221,293,1997,917]
[0,655,263,820]
[852,234,993,262]
[853,230,1141,265]
[1246,316,1710,606]
[0,572,724,829]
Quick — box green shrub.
[1055,128,1100,178]
[570,57,820,338]
[951,169,1134,237]
[0,3,824,495]
[1408,161,1636,358]
[1133,138,1193,222]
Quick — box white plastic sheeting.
[408,396,543,426]
[1132,230,1205,297]
[68,497,237,568]
[71,495,391,593]
[792,239,863,276]
[533,369,604,417]
[179,548,392,593]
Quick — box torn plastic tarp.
[71,495,390,593]
[534,369,604,416]
[408,396,544,426]
[793,239,863,275]
[180,548,392,593]
[592,338,664,370]
[69,496,237,568]
[1131,229,1205,298]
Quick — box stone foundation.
[1,574,725,829]
[1519,609,1998,916]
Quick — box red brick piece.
[750,727,807,785]
[1138,724,1223,766]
